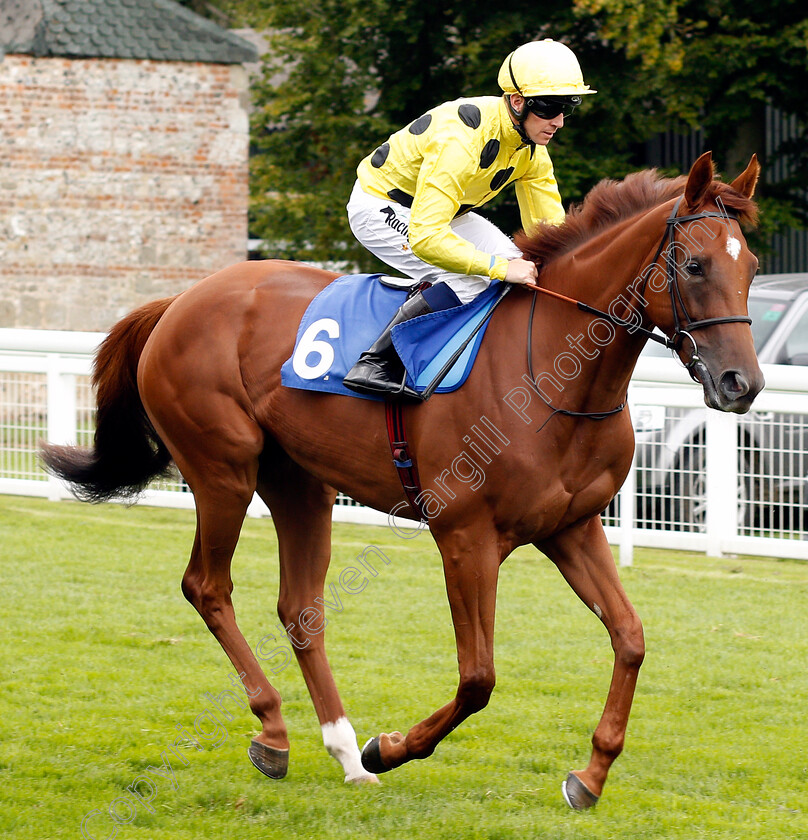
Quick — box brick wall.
[0,55,251,331]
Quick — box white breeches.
[347,181,520,304]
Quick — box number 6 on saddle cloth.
[281,274,508,400]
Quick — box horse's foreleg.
[539,517,645,809]
[257,462,378,784]
[362,528,501,773]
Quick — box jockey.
[343,39,596,400]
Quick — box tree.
[576,0,808,239]
[220,0,807,267]
[174,0,232,25]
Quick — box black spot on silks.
[371,143,390,168]
[457,103,482,129]
[386,189,414,208]
[408,114,432,135]
[490,167,514,190]
[479,139,500,168]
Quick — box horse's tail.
[41,296,178,503]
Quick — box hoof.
[361,737,392,774]
[248,738,289,779]
[345,770,380,785]
[562,772,599,810]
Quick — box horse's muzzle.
[692,362,764,414]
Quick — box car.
[617,273,808,533]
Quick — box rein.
[524,197,752,429]
[525,291,628,431]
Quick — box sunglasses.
[524,95,582,119]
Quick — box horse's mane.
[516,168,759,266]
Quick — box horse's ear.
[729,154,761,198]
[684,151,714,209]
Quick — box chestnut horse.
[43,152,762,809]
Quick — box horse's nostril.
[720,371,750,398]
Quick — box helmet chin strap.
[504,94,534,149]
[505,56,535,149]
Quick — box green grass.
[1,494,807,840]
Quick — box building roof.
[0,0,258,64]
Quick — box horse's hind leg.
[139,324,293,777]
[257,456,378,783]
[146,378,292,778]
[180,480,292,779]
[539,517,645,809]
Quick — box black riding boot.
[343,291,433,400]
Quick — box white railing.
[0,328,393,524]
[3,328,808,562]
[608,357,808,562]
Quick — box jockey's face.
[521,108,564,145]
[509,94,564,146]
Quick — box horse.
[42,151,762,809]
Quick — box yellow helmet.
[498,39,596,98]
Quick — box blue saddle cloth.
[280,274,503,399]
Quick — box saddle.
[281,274,505,400]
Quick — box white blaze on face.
[726,236,742,260]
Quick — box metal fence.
[2,328,808,564]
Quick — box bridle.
[526,194,753,426]
[645,195,752,379]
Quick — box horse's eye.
[685,260,703,276]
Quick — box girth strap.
[385,401,428,522]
